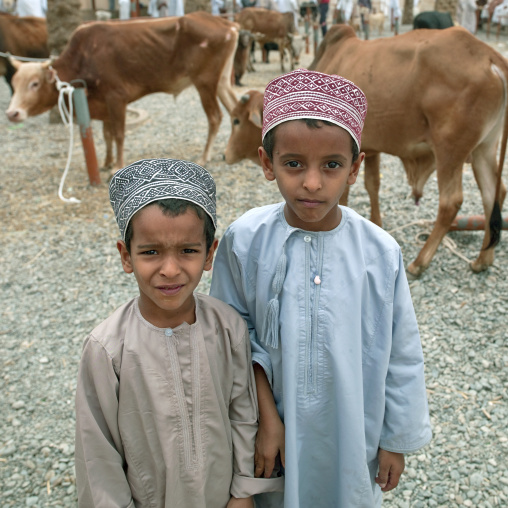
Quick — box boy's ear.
[204,238,219,272]
[259,147,275,181]
[348,152,365,185]
[117,240,134,274]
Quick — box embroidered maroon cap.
[262,69,368,151]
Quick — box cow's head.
[238,29,253,49]
[2,0,14,11]
[6,60,59,123]
[288,33,303,67]
[225,91,264,166]
[309,24,357,70]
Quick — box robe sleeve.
[211,228,274,387]
[75,335,135,508]
[229,327,284,498]
[379,250,432,453]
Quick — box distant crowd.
[1,0,506,43]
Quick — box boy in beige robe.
[75,158,282,507]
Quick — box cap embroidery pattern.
[262,69,368,150]
[109,158,216,241]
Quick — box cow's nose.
[6,110,19,121]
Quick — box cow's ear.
[249,109,262,129]
[7,56,22,70]
[45,66,57,84]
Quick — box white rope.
[0,51,49,62]
[52,68,80,204]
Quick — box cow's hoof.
[406,262,424,279]
[107,168,121,182]
[470,260,490,273]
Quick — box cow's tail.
[487,62,508,249]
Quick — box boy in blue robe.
[210,69,432,507]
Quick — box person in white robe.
[15,0,46,17]
[457,0,478,32]
[389,0,401,34]
[336,0,354,22]
[212,0,225,14]
[210,69,432,508]
[148,0,184,17]
[75,159,282,508]
[276,0,300,27]
[119,0,130,19]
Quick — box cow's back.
[56,13,238,97]
[313,25,500,104]
[237,8,288,39]
[0,13,48,55]
[311,26,507,154]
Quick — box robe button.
[165,328,173,337]
[304,235,311,243]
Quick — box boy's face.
[259,120,364,231]
[117,205,217,329]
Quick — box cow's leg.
[102,120,114,169]
[106,101,127,172]
[195,84,222,165]
[250,40,256,64]
[407,155,464,277]
[217,45,238,115]
[279,46,285,72]
[470,142,507,271]
[364,153,382,226]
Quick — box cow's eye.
[30,80,40,90]
[233,118,240,126]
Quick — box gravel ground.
[1,23,508,508]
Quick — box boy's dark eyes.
[139,249,199,255]
[283,160,343,169]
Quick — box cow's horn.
[7,54,22,70]
[240,94,250,104]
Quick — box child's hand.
[226,496,254,508]
[375,449,405,492]
[254,413,285,479]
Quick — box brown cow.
[6,12,238,170]
[225,90,264,164]
[0,12,48,91]
[236,7,302,72]
[309,24,507,277]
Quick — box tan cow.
[309,24,507,277]
[225,90,264,165]
[236,7,302,72]
[6,12,238,170]
[0,12,48,91]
